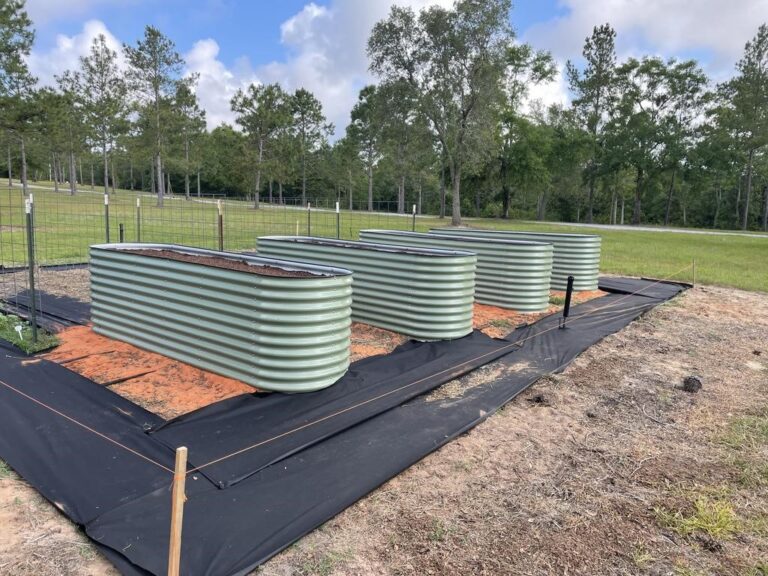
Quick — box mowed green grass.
[1,186,766,292]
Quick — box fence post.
[335,201,340,238]
[167,446,188,576]
[119,223,125,243]
[24,195,38,343]
[307,203,311,236]
[217,200,224,251]
[412,204,417,232]
[692,258,696,287]
[136,198,142,242]
[104,193,110,243]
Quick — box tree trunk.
[53,153,60,193]
[111,156,117,193]
[301,146,307,207]
[20,137,28,197]
[397,174,405,214]
[451,161,461,226]
[102,142,109,196]
[167,171,172,195]
[268,180,273,204]
[610,189,617,225]
[348,169,353,210]
[713,184,721,229]
[367,162,373,212]
[151,162,156,195]
[254,139,263,209]
[439,159,446,219]
[184,138,190,200]
[90,162,94,190]
[7,144,12,187]
[79,158,83,187]
[417,180,422,215]
[620,197,625,225]
[130,159,134,191]
[278,180,283,205]
[69,151,77,195]
[632,168,643,225]
[156,154,164,207]
[197,171,201,197]
[586,175,595,223]
[664,168,677,226]
[761,184,768,232]
[742,148,754,230]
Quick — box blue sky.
[23,0,768,133]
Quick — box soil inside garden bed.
[124,249,328,278]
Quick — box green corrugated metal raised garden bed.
[431,228,602,291]
[359,229,553,312]
[90,243,353,393]
[256,236,477,341]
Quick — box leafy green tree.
[75,34,128,195]
[231,83,291,208]
[174,80,206,199]
[368,0,513,225]
[347,85,383,211]
[125,26,185,206]
[720,24,768,230]
[290,88,332,206]
[567,24,618,223]
[0,0,35,196]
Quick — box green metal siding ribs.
[430,228,601,291]
[359,230,553,312]
[90,244,353,393]
[256,236,477,341]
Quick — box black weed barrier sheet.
[0,277,686,576]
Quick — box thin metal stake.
[119,223,125,243]
[335,201,340,238]
[24,196,37,343]
[136,198,142,242]
[217,200,224,251]
[412,204,416,232]
[307,203,311,236]
[167,446,188,576]
[104,193,110,243]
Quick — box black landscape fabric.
[1,289,91,331]
[0,277,686,576]
[150,330,516,488]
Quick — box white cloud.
[26,19,124,86]
[258,0,454,137]
[523,0,768,80]
[523,63,569,113]
[184,39,260,129]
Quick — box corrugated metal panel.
[431,228,601,291]
[358,230,553,312]
[256,236,476,340]
[89,243,353,393]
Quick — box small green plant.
[655,496,739,539]
[548,295,566,306]
[673,564,707,576]
[0,313,58,353]
[428,518,450,542]
[630,543,654,569]
[0,460,11,479]
[720,414,768,452]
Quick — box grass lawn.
[1,186,766,292]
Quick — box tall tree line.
[1,0,767,230]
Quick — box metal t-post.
[307,203,311,236]
[335,202,340,238]
[25,196,38,343]
[104,193,110,243]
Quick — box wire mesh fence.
[0,186,444,317]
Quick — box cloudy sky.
[22,0,768,134]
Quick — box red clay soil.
[474,289,607,338]
[127,249,323,277]
[44,290,606,419]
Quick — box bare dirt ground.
[1,284,767,575]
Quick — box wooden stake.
[167,446,187,576]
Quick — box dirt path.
[1,284,767,575]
